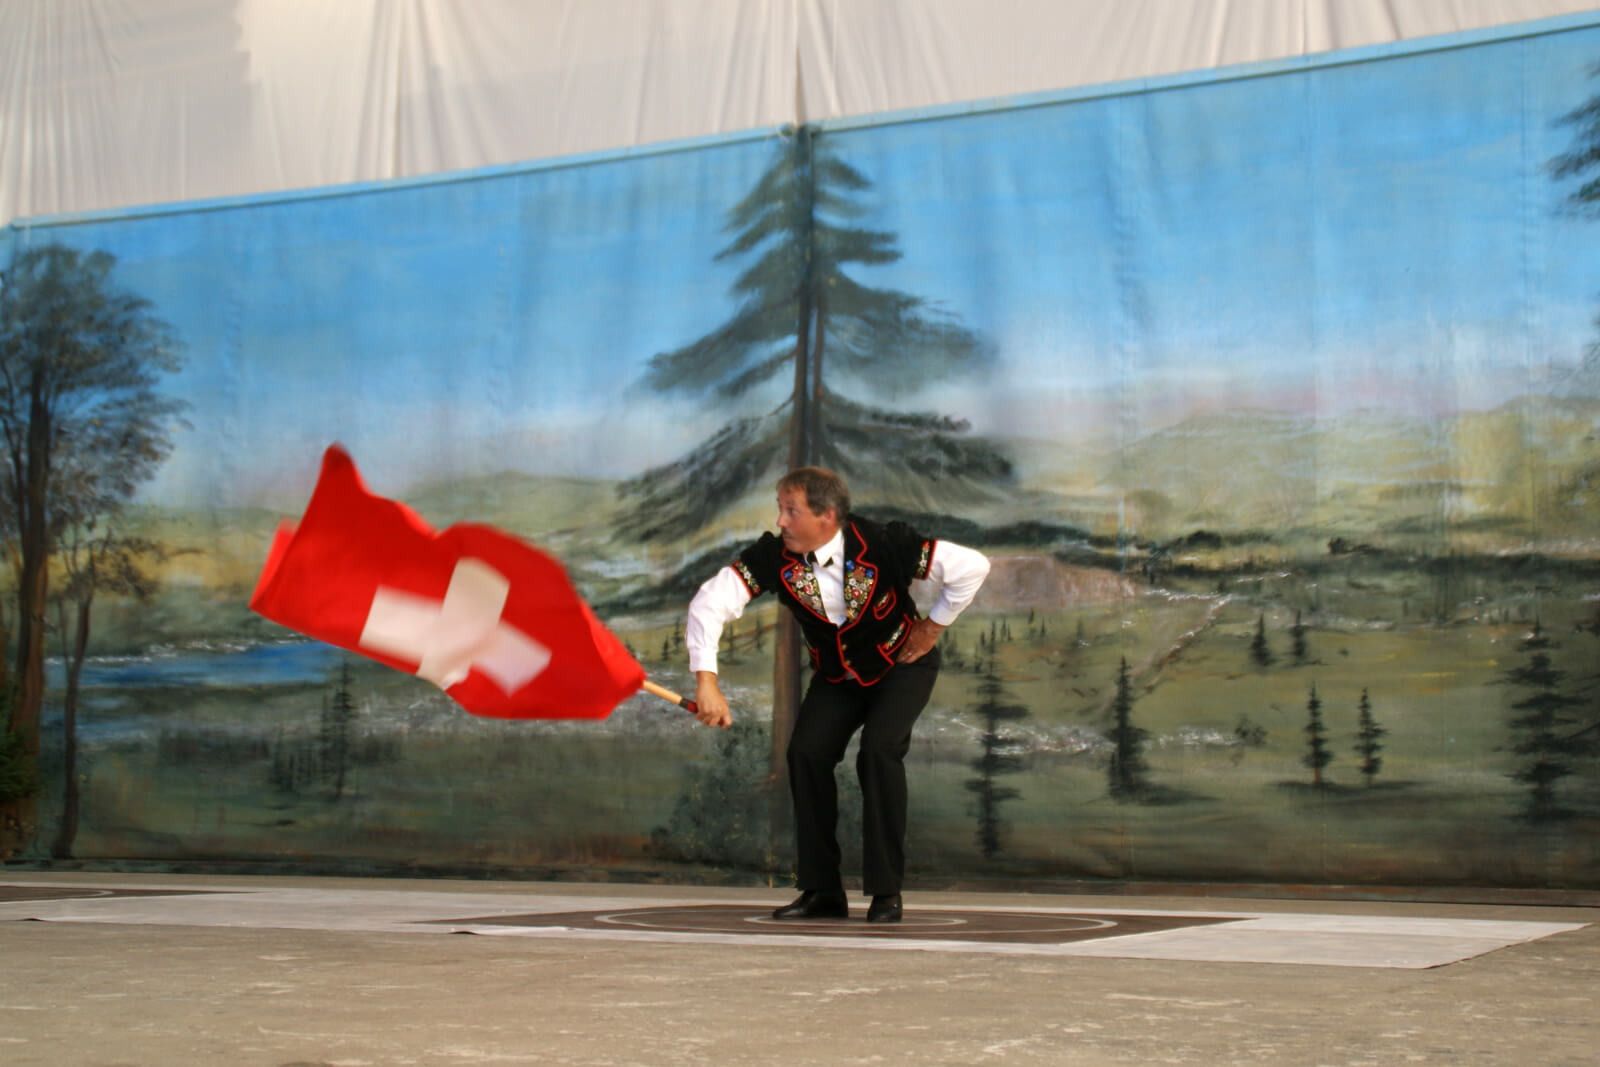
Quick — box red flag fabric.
[249,445,646,720]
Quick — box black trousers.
[786,647,940,897]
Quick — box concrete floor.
[1,872,1596,1066]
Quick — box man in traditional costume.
[686,467,990,922]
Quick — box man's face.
[776,487,836,555]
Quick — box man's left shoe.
[866,893,903,923]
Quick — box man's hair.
[777,466,851,520]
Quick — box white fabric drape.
[2,0,1595,225]
[798,1,1600,123]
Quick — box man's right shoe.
[771,890,849,920]
[866,893,903,923]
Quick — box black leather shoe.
[771,890,848,919]
[866,894,903,923]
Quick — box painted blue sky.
[842,23,1600,439]
[15,17,1600,509]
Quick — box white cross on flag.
[249,445,645,720]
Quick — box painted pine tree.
[1552,62,1600,386]
[268,725,295,794]
[322,660,356,801]
[1231,715,1267,765]
[1107,657,1150,799]
[1504,621,1584,823]
[1302,683,1331,786]
[1249,614,1274,668]
[965,658,1029,858]
[620,131,1015,809]
[1353,688,1385,787]
[621,130,1008,540]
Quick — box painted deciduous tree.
[0,243,183,855]
[50,525,164,859]
[651,717,795,871]
[47,358,182,858]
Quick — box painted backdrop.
[3,17,1598,887]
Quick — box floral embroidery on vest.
[733,559,762,596]
[878,618,907,655]
[784,559,826,620]
[914,540,934,580]
[842,559,876,623]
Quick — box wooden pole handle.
[641,679,699,714]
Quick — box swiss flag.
[249,445,646,720]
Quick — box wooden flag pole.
[641,679,699,714]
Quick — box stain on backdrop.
[4,18,1598,886]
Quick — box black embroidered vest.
[731,516,935,685]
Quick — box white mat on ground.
[1,882,1586,970]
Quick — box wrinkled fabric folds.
[2,0,1595,224]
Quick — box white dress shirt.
[686,529,990,675]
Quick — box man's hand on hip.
[896,618,945,663]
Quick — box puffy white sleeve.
[911,540,990,625]
[685,565,754,674]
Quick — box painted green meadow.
[36,503,1600,889]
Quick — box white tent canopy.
[2,0,1595,225]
